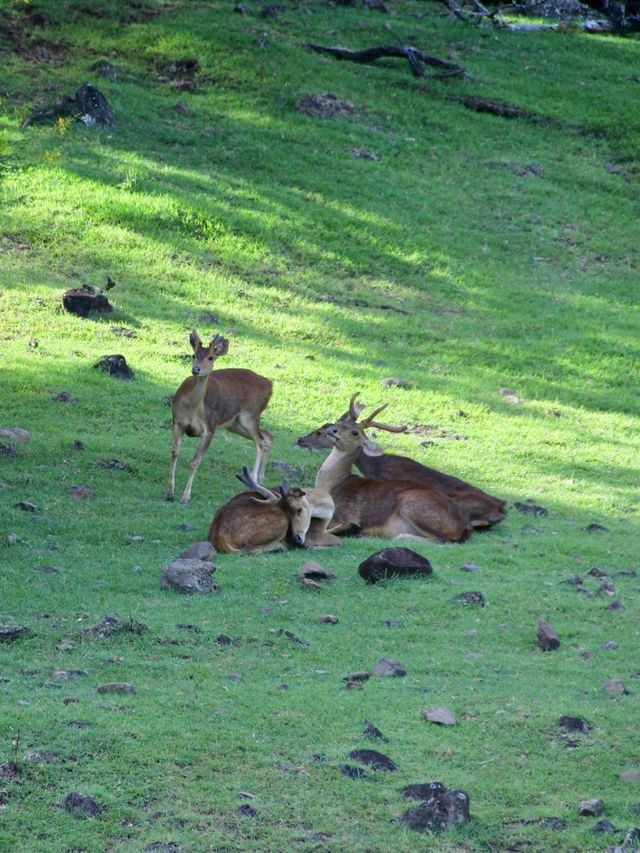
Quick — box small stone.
[57,639,74,651]
[604,641,619,650]
[0,428,30,442]
[236,803,257,818]
[215,634,233,646]
[53,391,78,404]
[381,376,411,388]
[451,591,486,607]
[579,798,605,817]
[537,619,560,651]
[585,523,608,533]
[608,600,625,611]
[348,749,397,772]
[300,561,335,581]
[363,720,387,741]
[320,614,338,624]
[603,679,629,695]
[0,762,20,783]
[16,501,38,512]
[180,522,194,532]
[178,541,216,561]
[343,671,370,683]
[623,828,640,846]
[93,354,134,379]
[6,534,19,545]
[97,682,135,695]
[461,561,481,573]
[373,656,406,677]
[558,716,591,733]
[64,696,79,705]
[0,625,30,642]
[590,818,618,833]
[514,501,548,517]
[383,618,405,628]
[400,789,470,832]
[301,578,322,590]
[619,771,640,782]
[63,791,103,818]
[500,388,522,404]
[0,444,17,457]
[425,707,457,726]
[228,673,242,682]
[403,782,446,801]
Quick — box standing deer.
[314,398,473,543]
[208,466,311,553]
[166,331,273,504]
[297,394,506,528]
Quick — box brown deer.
[298,395,506,528]
[166,331,273,504]
[313,398,473,543]
[208,467,311,553]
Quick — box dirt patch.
[297,93,356,118]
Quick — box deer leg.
[166,424,184,501]
[253,427,273,484]
[180,429,215,504]
[242,540,286,555]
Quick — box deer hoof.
[165,494,175,502]
[179,497,191,505]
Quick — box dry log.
[306,43,466,78]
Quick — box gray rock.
[93,354,134,379]
[425,706,457,726]
[0,428,30,442]
[97,683,135,695]
[403,781,446,801]
[537,619,560,651]
[400,788,470,832]
[178,541,216,561]
[603,679,629,695]
[373,656,406,677]
[162,559,218,594]
[451,591,486,607]
[579,798,605,816]
[63,791,103,818]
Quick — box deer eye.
[208,355,214,360]
[351,430,358,436]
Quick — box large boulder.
[162,559,218,594]
[358,547,433,584]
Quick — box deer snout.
[293,532,305,546]
[192,365,201,376]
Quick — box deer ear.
[211,335,229,357]
[362,437,384,457]
[189,330,201,351]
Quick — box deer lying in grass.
[166,331,273,504]
[314,399,473,543]
[208,466,311,553]
[298,395,506,528]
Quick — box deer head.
[296,393,368,449]
[189,330,230,377]
[236,467,310,546]
[326,399,406,457]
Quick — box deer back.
[203,368,273,425]
[208,491,289,552]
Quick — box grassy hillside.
[1,1,639,850]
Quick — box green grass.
[1,0,639,850]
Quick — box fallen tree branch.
[306,43,466,78]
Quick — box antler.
[360,402,407,433]
[236,465,279,503]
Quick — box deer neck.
[182,373,210,411]
[315,446,357,492]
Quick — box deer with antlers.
[166,331,273,504]
[298,395,506,528]
[313,396,473,543]
[208,466,311,553]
